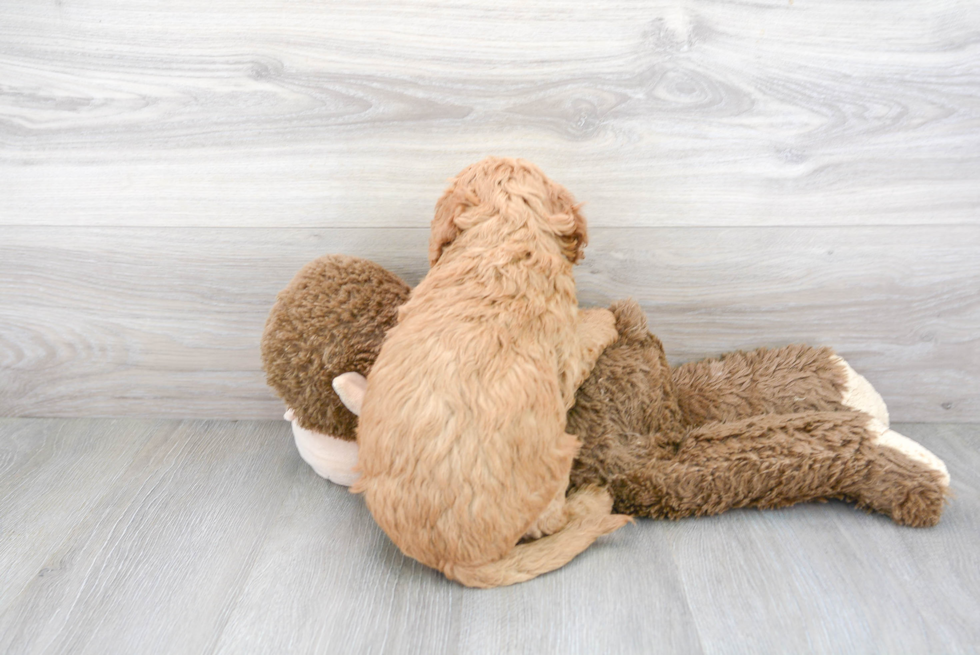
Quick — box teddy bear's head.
[261,254,411,440]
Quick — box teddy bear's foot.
[850,418,950,527]
[286,408,361,486]
[866,418,949,487]
[887,480,948,527]
[832,356,890,427]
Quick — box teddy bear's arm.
[605,410,948,527]
[671,345,888,427]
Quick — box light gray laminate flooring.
[1,418,978,654]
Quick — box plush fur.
[568,300,949,527]
[350,158,628,588]
[261,255,411,440]
[261,188,951,588]
[263,258,949,531]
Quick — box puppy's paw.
[580,307,619,353]
[523,487,568,541]
[565,486,632,535]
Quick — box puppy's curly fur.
[351,158,629,587]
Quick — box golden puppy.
[351,157,629,587]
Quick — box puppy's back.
[353,309,576,570]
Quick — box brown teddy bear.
[262,255,949,527]
[261,254,410,485]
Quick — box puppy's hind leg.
[523,465,572,540]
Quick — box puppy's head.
[429,157,588,266]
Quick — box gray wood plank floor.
[1,419,977,654]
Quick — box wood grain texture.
[1,225,977,421]
[1,0,977,421]
[1,0,978,228]
[0,419,301,655]
[676,422,980,655]
[0,418,162,611]
[0,418,978,654]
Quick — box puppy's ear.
[429,185,463,266]
[549,183,588,263]
[429,182,484,265]
[563,202,588,263]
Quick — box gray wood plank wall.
[2,0,978,422]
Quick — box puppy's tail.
[443,486,631,589]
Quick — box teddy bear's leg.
[865,418,949,486]
[845,418,950,527]
[607,411,948,526]
[671,345,888,426]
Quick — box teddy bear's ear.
[332,372,367,416]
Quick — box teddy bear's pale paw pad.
[868,418,950,487]
[833,356,889,427]
[289,414,361,486]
